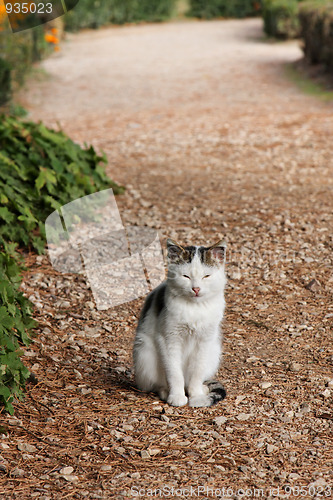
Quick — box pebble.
[11,468,25,477]
[296,403,311,417]
[236,413,252,421]
[235,395,246,405]
[100,465,112,471]
[116,447,126,455]
[220,440,231,447]
[259,381,272,389]
[238,465,248,473]
[152,405,163,411]
[222,455,236,466]
[61,474,79,482]
[17,443,37,453]
[140,450,150,459]
[256,471,266,478]
[289,473,301,480]
[289,362,302,372]
[266,444,278,454]
[246,356,260,363]
[80,388,92,395]
[8,418,22,426]
[59,466,74,475]
[213,416,228,426]
[148,448,161,456]
[121,425,134,432]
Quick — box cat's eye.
[203,275,211,279]
[183,275,190,279]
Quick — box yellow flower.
[45,33,59,44]
[0,1,7,23]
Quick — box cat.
[133,238,227,407]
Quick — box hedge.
[64,0,176,31]
[0,250,35,415]
[299,1,333,70]
[0,114,123,413]
[187,0,262,19]
[262,0,302,38]
[0,8,51,107]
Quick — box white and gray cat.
[133,238,227,407]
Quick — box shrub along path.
[2,18,333,498]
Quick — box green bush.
[0,251,35,415]
[187,0,261,19]
[0,115,123,252]
[299,1,333,70]
[0,25,48,106]
[262,0,301,38]
[64,0,176,31]
[0,58,11,107]
[0,114,123,413]
[187,0,225,19]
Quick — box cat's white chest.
[170,297,224,335]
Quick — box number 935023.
[5,2,53,15]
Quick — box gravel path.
[3,18,333,498]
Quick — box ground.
[1,17,333,499]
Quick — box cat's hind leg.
[158,387,168,401]
[133,334,166,397]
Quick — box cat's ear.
[207,240,226,265]
[167,238,185,262]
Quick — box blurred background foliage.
[299,1,333,71]
[64,0,177,31]
[187,0,261,19]
[1,0,333,109]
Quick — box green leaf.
[0,307,15,330]
[35,166,56,191]
[38,124,67,146]
[0,207,14,224]
[0,194,9,204]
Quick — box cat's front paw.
[167,393,188,407]
[188,395,211,407]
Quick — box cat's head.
[166,238,226,301]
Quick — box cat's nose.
[192,287,200,296]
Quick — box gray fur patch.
[167,239,226,267]
[204,380,227,405]
[167,242,196,264]
[137,291,154,327]
[155,283,166,316]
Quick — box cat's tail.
[204,380,227,406]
